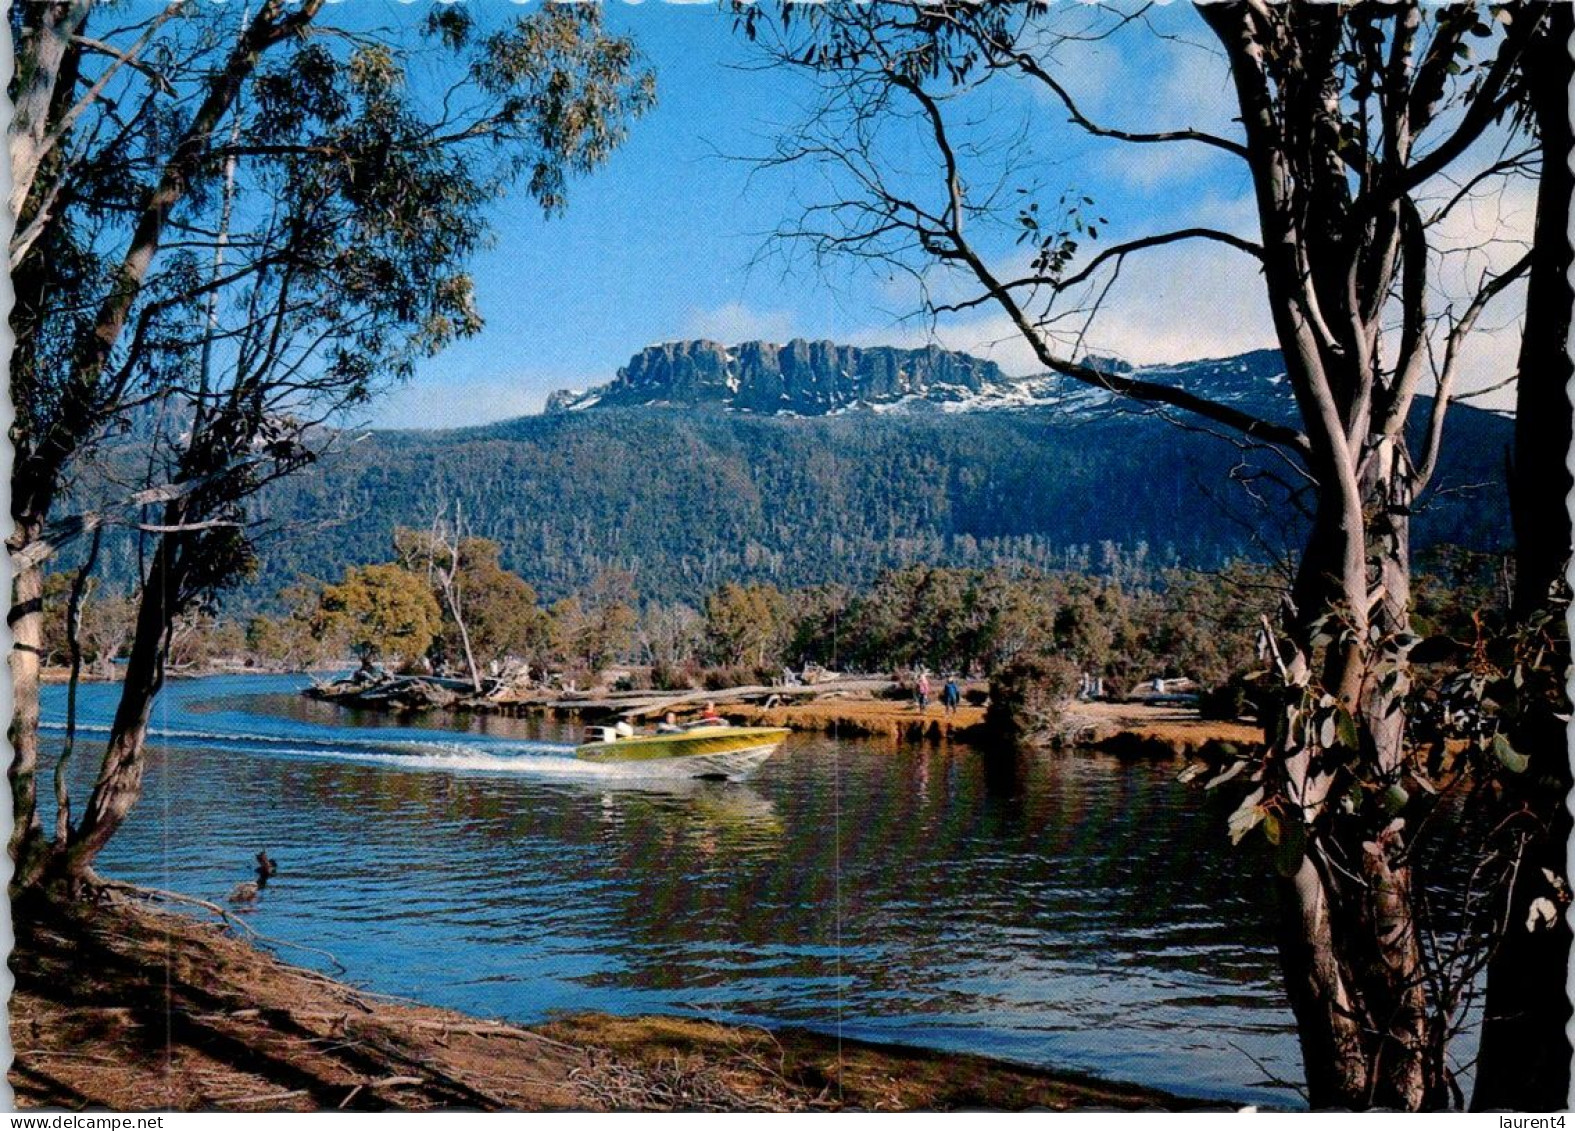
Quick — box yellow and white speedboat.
[575,721,789,779]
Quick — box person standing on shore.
[916,671,931,714]
[942,678,961,718]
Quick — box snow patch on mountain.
[543,341,1294,422]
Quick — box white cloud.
[1429,177,1538,304]
[1152,37,1239,139]
[1034,12,1239,140]
[842,204,1275,375]
[1097,140,1220,193]
[1445,314,1523,414]
[678,301,798,345]
[858,166,1527,422]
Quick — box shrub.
[702,664,756,690]
[613,670,652,693]
[984,654,1081,743]
[650,659,696,691]
[1198,671,1268,722]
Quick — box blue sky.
[365,2,1528,429]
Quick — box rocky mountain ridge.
[546,338,1017,415]
[544,339,1306,422]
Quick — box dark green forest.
[225,357,1512,610]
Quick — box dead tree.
[422,507,486,696]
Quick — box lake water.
[43,673,1305,1107]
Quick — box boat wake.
[37,719,694,781]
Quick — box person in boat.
[698,701,725,726]
[656,711,684,734]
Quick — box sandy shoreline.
[9,888,1214,1112]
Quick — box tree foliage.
[395,527,552,675]
[704,583,791,668]
[8,2,654,890]
[256,554,1283,697]
[548,569,641,676]
[38,573,135,678]
[316,563,442,668]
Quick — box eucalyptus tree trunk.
[9,0,91,233]
[1508,0,1575,625]
[7,539,49,892]
[55,529,103,849]
[6,0,327,897]
[1200,2,1451,1105]
[62,533,187,877]
[1474,4,1574,1109]
[8,0,89,898]
[1265,444,1436,1109]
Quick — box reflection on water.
[45,674,1303,1106]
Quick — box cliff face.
[547,339,1010,415]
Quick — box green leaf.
[1262,811,1281,846]
[1493,732,1529,773]
[1273,819,1307,878]
[1381,783,1410,814]
[1335,708,1359,750]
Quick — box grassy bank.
[1058,702,1264,758]
[727,698,1262,756]
[11,888,1209,1112]
[728,698,988,742]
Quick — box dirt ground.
[10,887,1205,1112]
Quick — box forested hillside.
[230,347,1514,608]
